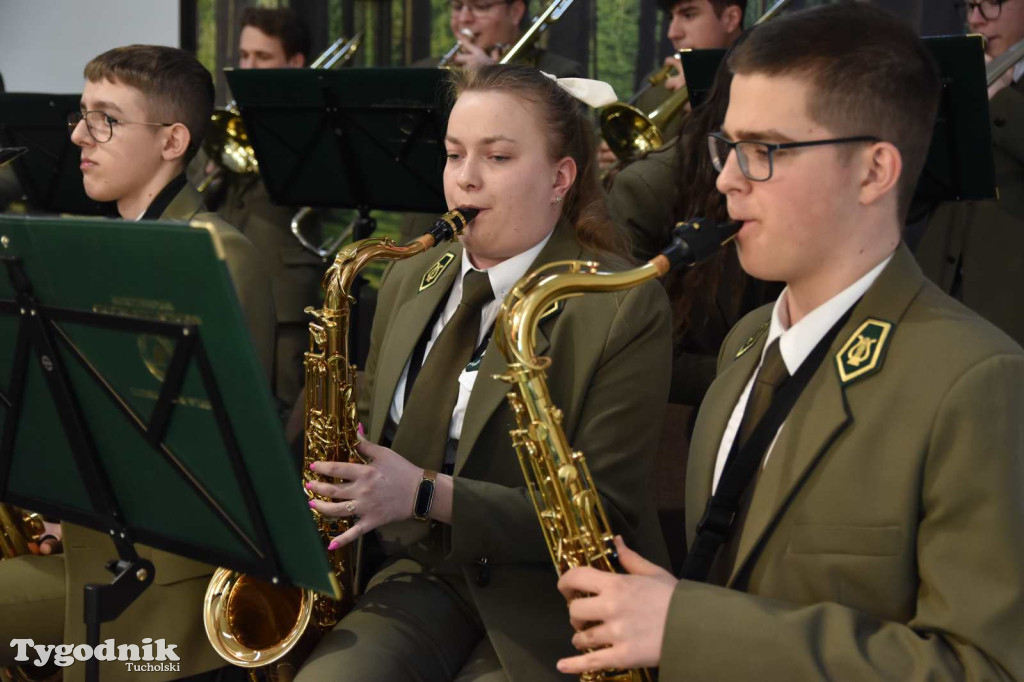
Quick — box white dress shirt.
[389,230,553,440]
[711,254,894,493]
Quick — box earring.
[554,194,563,203]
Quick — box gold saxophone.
[1,504,62,682]
[494,218,740,682]
[203,208,478,680]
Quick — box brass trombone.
[600,0,792,163]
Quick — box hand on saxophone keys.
[555,536,677,676]
[307,440,451,549]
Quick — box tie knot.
[756,338,789,390]
[461,269,495,310]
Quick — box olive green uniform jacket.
[660,244,1024,680]
[213,174,323,406]
[0,182,276,682]
[916,79,1024,346]
[361,224,672,681]
[606,139,679,262]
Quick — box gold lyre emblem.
[845,334,877,368]
[419,252,456,291]
[836,318,893,385]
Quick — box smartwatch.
[412,469,438,521]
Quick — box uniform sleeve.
[660,353,1024,681]
[446,280,673,567]
[606,157,677,262]
[219,228,277,382]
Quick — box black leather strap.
[681,305,857,582]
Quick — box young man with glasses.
[0,45,274,682]
[443,0,583,75]
[555,5,1024,680]
[915,0,1024,345]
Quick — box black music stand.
[0,94,116,216]
[225,67,453,237]
[0,215,336,681]
[680,35,996,212]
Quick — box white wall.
[0,0,180,94]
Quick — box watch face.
[414,477,435,519]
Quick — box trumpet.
[600,0,792,163]
[439,28,477,68]
[199,33,364,193]
[493,217,740,682]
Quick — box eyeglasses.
[707,132,882,182]
[955,0,1006,20]
[67,110,173,144]
[450,0,508,15]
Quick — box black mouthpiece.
[427,207,480,243]
[660,218,741,270]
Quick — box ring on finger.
[346,501,356,514]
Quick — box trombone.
[438,0,574,68]
[987,38,1024,86]
[600,0,792,163]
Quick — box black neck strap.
[681,304,857,583]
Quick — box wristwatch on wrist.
[412,469,438,521]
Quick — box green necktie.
[709,337,789,585]
[736,338,789,451]
[391,269,495,471]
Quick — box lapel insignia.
[836,318,893,385]
[419,252,455,292]
[539,299,563,323]
[735,321,769,358]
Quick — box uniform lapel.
[453,223,582,475]
[369,244,462,443]
[685,326,768,544]
[158,183,204,221]
[727,244,926,585]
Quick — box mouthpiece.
[660,218,741,270]
[427,207,480,243]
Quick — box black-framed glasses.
[67,110,173,143]
[954,0,1006,20]
[707,132,882,182]
[450,0,508,14]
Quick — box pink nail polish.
[357,423,365,436]
[305,482,313,489]
[309,463,316,471]
[327,541,339,551]
[308,500,316,508]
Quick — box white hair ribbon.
[541,72,618,109]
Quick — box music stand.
[224,67,453,239]
[680,35,996,209]
[0,215,336,681]
[0,93,116,216]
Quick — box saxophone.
[1,504,62,682]
[203,208,478,679]
[493,218,740,682]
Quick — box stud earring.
[554,194,563,203]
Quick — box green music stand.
[680,35,997,208]
[0,215,336,681]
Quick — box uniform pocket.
[788,524,902,557]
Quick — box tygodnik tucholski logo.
[9,638,180,672]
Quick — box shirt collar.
[459,228,554,302]
[764,252,894,374]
